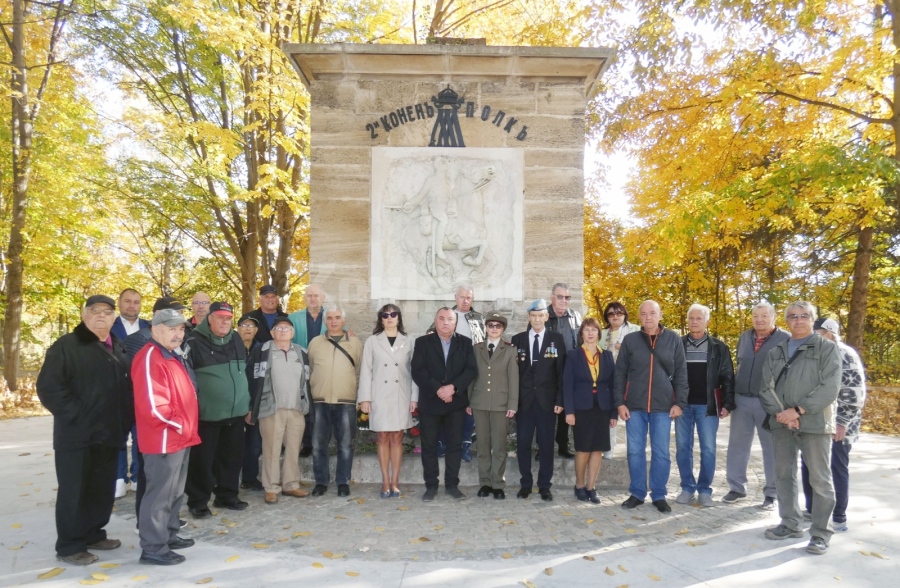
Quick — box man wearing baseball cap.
[132,309,199,565]
[801,317,867,534]
[37,295,132,565]
[245,284,287,345]
[184,301,252,517]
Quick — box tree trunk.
[3,0,32,391]
[844,225,874,351]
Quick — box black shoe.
[240,479,264,491]
[311,484,327,497]
[517,487,532,499]
[557,449,575,459]
[653,499,672,513]
[213,498,248,511]
[575,486,589,501]
[477,485,493,498]
[446,487,467,500]
[299,446,312,458]
[338,484,350,497]
[140,550,186,566]
[422,487,438,502]
[167,536,195,550]
[539,488,553,501]
[759,496,777,510]
[189,506,212,519]
[621,496,644,509]
[493,488,506,500]
[587,489,601,504]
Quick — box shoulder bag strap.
[327,337,356,368]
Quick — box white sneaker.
[675,490,694,505]
[131,480,138,494]
[114,479,127,499]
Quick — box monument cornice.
[282,43,616,98]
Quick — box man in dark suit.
[511,299,567,501]
[412,307,477,501]
[245,284,287,345]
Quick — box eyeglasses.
[87,306,115,316]
[486,322,504,329]
[787,313,812,321]
[607,310,624,317]
[273,326,293,332]
[554,295,571,301]
[381,312,398,319]
[192,301,210,306]
[238,323,257,329]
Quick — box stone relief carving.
[371,147,524,301]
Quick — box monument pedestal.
[283,43,614,333]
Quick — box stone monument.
[282,43,614,334]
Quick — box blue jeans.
[312,404,356,486]
[117,424,139,482]
[625,411,672,502]
[675,404,719,495]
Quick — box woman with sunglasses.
[358,305,418,498]
[600,302,640,457]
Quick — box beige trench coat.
[358,332,419,431]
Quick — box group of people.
[35,282,865,568]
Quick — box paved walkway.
[1,416,897,587]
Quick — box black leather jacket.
[682,334,736,415]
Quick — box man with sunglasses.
[546,282,583,459]
[759,301,840,556]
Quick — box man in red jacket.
[132,309,201,566]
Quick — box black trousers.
[185,417,244,508]
[135,452,146,521]
[54,445,117,556]
[555,411,571,452]
[517,402,556,490]
[242,422,262,483]
[302,410,314,450]
[419,409,465,489]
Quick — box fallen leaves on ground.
[605,567,615,575]
[293,531,312,537]
[686,540,707,547]
[583,555,595,561]
[675,528,689,535]
[252,543,269,549]
[130,576,148,581]
[502,553,513,559]
[409,537,430,544]
[648,574,661,581]
[544,567,553,575]
[312,562,324,568]
[99,564,119,569]
[225,555,239,563]
[196,578,212,584]
[91,573,110,580]
[37,568,64,579]
[346,571,360,577]
[585,518,595,524]
[618,565,628,572]
[520,581,537,588]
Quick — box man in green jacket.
[184,302,251,518]
[759,301,840,556]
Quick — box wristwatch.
[793,406,802,416]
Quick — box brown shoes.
[86,539,121,551]
[282,488,309,498]
[57,552,99,565]
[264,492,278,504]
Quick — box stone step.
[294,450,631,488]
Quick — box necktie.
[533,333,539,364]
[488,343,494,358]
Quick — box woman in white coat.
[358,304,418,498]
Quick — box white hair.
[323,304,346,319]
[455,284,474,296]
[784,301,816,322]
[752,301,775,315]
[687,303,710,322]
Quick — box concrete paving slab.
[1,416,897,587]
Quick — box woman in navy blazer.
[563,317,617,504]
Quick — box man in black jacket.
[675,303,735,508]
[245,284,287,345]
[412,307,477,501]
[37,295,132,566]
[511,299,567,501]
